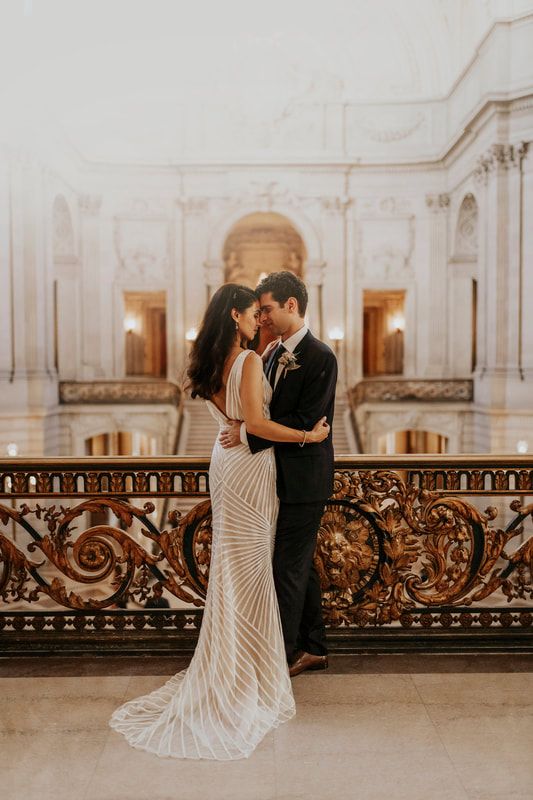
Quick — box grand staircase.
[179,392,357,457]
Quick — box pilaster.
[79,194,104,379]
[424,192,450,377]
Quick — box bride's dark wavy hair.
[187,283,258,399]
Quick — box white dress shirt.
[239,325,309,446]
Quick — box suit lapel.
[271,331,313,405]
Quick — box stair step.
[180,393,357,455]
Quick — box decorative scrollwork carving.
[1,463,532,632]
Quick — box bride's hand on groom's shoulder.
[219,420,242,449]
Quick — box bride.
[109,283,330,760]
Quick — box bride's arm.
[240,352,329,444]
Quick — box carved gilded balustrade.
[1,455,532,654]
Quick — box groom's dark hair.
[256,271,308,317]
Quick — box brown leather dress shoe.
[289,650,328,677]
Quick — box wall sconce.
[328,326,345,342]
[328,327,344,358]
[6,443,19,456]
[185,327,198,342]
[124,316,139,334]
[389,313,405,333]
[516,440,529,454]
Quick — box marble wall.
[1,14,533,456]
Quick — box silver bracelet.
[299,430,307,448]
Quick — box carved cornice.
[425,193,450,213]
[351,379,473,405]
[59,381,181,405]
[473,143,529,185]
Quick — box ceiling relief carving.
[348,108,427,145]
[223,212,305,287]
[114,218,170,282]
[3,4,532,163]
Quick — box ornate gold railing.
[1,456,532,655]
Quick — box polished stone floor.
[1,654,532,800]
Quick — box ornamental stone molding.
[59,381,181,405]
[351,379,473,405]
[114,218,170,282]
[53,195,76,259]
[357,212,415,279]
[203,261,225,288]
[78,194,102,215]
[473,143,529,184]
[117,198,169,217]
[378,196,412,215]
[351,110,426,144]
[182,197,210,215]
[454,193,478,258]
[425,193,450,213]
[320,196,351,214]
[305,260,326,287]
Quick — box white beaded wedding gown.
[109,349,295,759]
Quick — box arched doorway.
[222,212,307,351]
[223,212,306,288]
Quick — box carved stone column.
[473,143,530,408]
[305,260,325,339]
[79,194,104,379]
[424,193,450,377]
[204,260,225,303]
[54,257,81,380]
[0,155,12,383]
[6,155,53,385]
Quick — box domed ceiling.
[1,0,532,162]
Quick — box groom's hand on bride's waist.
[219,420,242,449]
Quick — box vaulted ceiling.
[1,0,532,163]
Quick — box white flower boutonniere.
[278,350,301,379]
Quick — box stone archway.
[205,205,325,336]
[222,211,306,288]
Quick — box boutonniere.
[278,350,301,378]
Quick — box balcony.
[351,378,473,405]
[59,380,181,405]
[0,454,532,655]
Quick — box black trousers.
[273,501,328,662]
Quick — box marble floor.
[1,654,532,800]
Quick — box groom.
[220,271,337,676]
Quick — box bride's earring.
[235,321,239,332]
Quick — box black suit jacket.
[247,331,337,504]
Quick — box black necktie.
[267,343,285,388]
